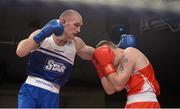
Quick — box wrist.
[98,71,105,78]
[33,31,45,44]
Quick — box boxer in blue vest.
[16,9,94,108]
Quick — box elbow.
[105,90,115,95]
[114,85,124,92]
[106,92,114,95]
[16,50,26,57]
[112,78,126,92]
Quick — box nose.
[77,27,80,33]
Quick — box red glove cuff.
[97,69,105,78]
[96,64,105,78]
[103,64,116,76]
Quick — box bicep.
[117,52,134,76]
[77,45,95,60]
[117,52,135,85]
[75,37,95,60]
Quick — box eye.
[74,23,80,27]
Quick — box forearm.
[16,37,39,57]
[16,30,41,57]
[106,72,129,92]
[101,77,116,95]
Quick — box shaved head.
[96,40,117,49]
[59,9,83,23]
[58,9,83,39]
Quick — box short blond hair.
[59,9,81,19]
[96,40,117,49]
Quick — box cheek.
[65,26,73,32]
[63,26,70,34]
[63,28,72,37]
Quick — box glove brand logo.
[105,64,114,73]
[45,60,66,73]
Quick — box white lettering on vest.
[45,60,66,73]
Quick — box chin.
[70,35,75,39]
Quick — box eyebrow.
[75,22,82,27]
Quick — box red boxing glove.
[92,58,105,78]
[94,46,116,76]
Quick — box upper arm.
[107,48,136,91]
[74,37,95,60]
[117,48,136,76]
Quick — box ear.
[60,19,66,24]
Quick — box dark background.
[0,0,180,108]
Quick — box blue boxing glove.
[33,19,64,44]
[117,34,137,49]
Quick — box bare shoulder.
[124,47,148,65]
[124,47,138,54]
[126,47,145,56]
[123,47,142,60]
[74,36,85,44]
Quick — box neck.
[52,35,68,46]
[59,40,67,46]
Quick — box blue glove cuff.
[33,31,45,44]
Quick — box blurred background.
[0,0,180,108]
